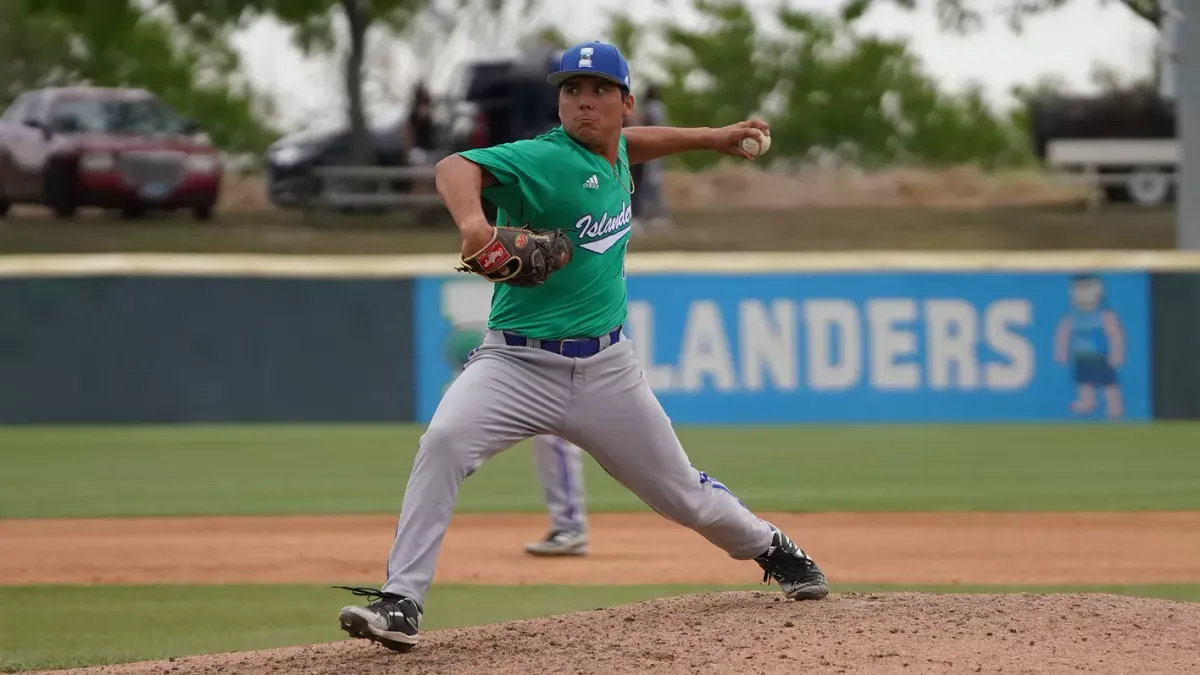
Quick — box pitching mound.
[36,591,1200,675]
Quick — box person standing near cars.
[637,85,671,229]
[404,82,437,194]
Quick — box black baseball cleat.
[754,528,830,600]
[334,586,422,652]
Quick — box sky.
[229,0,1163,133]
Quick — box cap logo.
[578,47,593,68]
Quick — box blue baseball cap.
[547,41,631,90]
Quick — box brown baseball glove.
[456,226,574,287]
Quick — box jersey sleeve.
[457,138,561,225]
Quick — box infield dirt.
[9,511,1200,674]
[4,512,1200,586]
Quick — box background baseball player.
[452,326,590,556]
[526,435,590,556]
[337,40,828,653]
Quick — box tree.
[0,0,278,154]
[0,3,73,99]
[168,0,423,163]
[349,0,563,119]
[861,0,1162,33]
[167,0,551,164]
[642,0,1033,170]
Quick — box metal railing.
[304,165,443,211]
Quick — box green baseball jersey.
[457,126,634,340]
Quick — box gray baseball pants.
[382,329,774,605]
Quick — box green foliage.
[2,424,1199,518]
[164,0,550,162]
[645,1,1035,171]
[879,0,1161,32]
[655,1,773,137]
[531,25,570,50]
[604,11,641,60]
[0,0,277,154]
[166,0,428,162]
[166,0,420,53]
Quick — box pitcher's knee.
[416,422,484,479]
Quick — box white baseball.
[740,134,771,157]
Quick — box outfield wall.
[0,273,416,423]
[2,252,1199,425]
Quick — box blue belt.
[503,327,622,358]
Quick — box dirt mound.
[35,592,1200,675]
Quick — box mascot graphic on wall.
[1054,274,1126,418]
[439,278,494,394]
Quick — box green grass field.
[3,424,1200,518]
[3,423,1199,671]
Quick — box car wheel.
[44,161,79,219]
[192,203,214,221]
[1126,168,1174,207]
[1099,165,1176,207]
[120,205,147,219]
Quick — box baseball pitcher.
[337,41,828,653]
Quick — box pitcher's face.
[558,76,633,146]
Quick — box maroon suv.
[0,86,222,220]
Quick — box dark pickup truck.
[0,86,223,220]
[263,47,563,214]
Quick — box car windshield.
[51,97,184,134]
